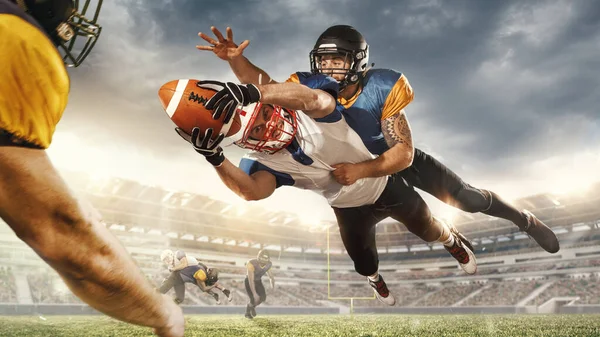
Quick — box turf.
[0,314,599,337]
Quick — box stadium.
[1,171,599,336]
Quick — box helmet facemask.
[18,0,103,67]
[230,103,297,154]
[58,0,103,67]
[310,45,368,88]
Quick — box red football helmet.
[230,102,297,154]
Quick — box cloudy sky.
[48,0,600,222]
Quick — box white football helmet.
[229,102,298,154]
[160,249,175,267]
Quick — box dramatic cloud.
[51,0,600,221]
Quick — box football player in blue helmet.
[0,1,184,336]
[196,25,559,256]
[242,249,274,319]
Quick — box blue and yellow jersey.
[179,263,208,285]
[0,0,70,149]
[286,69,414,156]
[246,258,272,279]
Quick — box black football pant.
[333,173,441,276]
[244,277,266,306]
[401,148,527,230]
[159,271,185,303]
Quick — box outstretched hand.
[196,26,249,61]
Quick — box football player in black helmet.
[244,249,275,319]
[196,25,559,256]
[0,1,184,336]
[309,25,369,91]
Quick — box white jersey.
[240,110,388,208]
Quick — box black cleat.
[245,304,254,319]
[223,289,233,302]
[444,226,477,275]
[212,292,221,305]
[522,210,560,253]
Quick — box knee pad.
[454,187,491,213]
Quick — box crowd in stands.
[1,256,599,308]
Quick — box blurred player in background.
[0,1,183,335]
[244,249,275,319]
[159,249,233,304]
[196,25,559,255]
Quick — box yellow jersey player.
[159,249,233,304]
[0,1,183,336]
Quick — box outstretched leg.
[402,148,559,253]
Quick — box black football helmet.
[309,25,370,88]
[206,268,219,285]
[257,249,270,265]
[16,0,102,67]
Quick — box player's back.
[240,109,388,208]
[0,0,69,149]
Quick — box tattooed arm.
[332,110,414,185]
[354,110,414,178]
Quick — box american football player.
[196,25,559,255]
[0,1,183,336]
[174,76,476,306]
[159,249,233,305]
[243,249,274,319]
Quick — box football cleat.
[212,292,221,305]
[245,304,254,319]
[223,289,233,302]
[250,305,256,317]
[367,274,395,306]
[445,226,477,275]
[522,210,560,254]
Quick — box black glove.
[196,80,261,124]
[175,127,225,167]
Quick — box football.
[158,79,242,139]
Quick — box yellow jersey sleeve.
[193,269,207,282]
[0,13,69,149]
[285,73,300,83]
[380,74,414,120]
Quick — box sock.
[367,273,380,282]
[437,222,455,247]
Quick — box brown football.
[158,79,242,139]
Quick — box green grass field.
[0,314,599,337]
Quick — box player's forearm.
[256,82,335,118]
[229,56,275,85]
[43,220,170,329]
[359,143,414,178]
[214,159,261,201]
